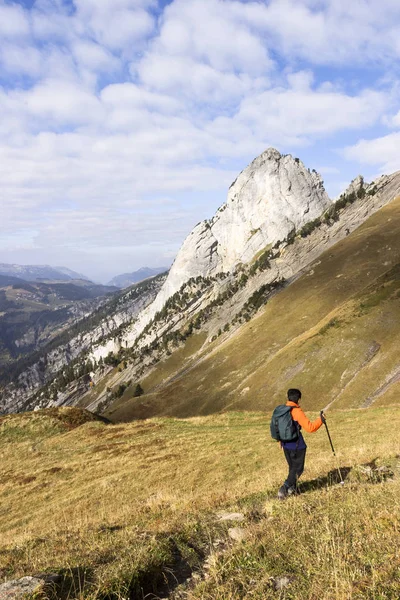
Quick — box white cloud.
[71,41,121,74]
[157,0,272,74]
[1,0,400,278]
[0,41,43,77]
[9,80,105,128]
[382,107,400,128]
[74,0,155,51]
[101,82,183,116]
[343,132,400,174]
[317,166,340,175]
[236,85,388,142]
[0,1,30,38]
[235,0,400,65]
[136,54,266,106]
[135,0,274,106]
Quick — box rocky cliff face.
[155,149,329,300]
[91,149,331,358]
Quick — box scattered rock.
[270,575,294,591]
[0,577,44,600]
[228,527,248,542]
[217,512,245,522]
[348,463,394,484]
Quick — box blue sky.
[1,0,400,282]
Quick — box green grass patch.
[318,317,342,335]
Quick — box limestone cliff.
[93,148,331,358]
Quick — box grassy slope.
[0,407,399,599]
[107,196,400,421]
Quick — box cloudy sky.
[1,0,400,282]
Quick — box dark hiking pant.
[283,448,306,489]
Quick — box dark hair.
[287,388,302,402]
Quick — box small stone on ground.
[228,527,248,542]
[270,575,293,591]
[0,577,44,600]
[217,512,245,522]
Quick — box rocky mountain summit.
[93,149,331,354]
[173,148,329,275]
[145,149,329,313]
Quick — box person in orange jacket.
[278,388,325,499]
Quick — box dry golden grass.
[0,406,400,598]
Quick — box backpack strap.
[289,407,301,449]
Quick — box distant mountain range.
[108,267,168,288]
[0,271,118,366]
[0,263,90,283]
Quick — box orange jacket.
[286,400,323,433]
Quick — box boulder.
[0,577,44,600]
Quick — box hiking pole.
[321,411,344,485]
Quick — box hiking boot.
[277,485,288,500]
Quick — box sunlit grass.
[0,407,399,598]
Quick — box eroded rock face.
[115,148,331,346]
[168,149,330,284]
[341,175,364,199]
[0,275,166,414]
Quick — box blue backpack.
[270,405,299,442]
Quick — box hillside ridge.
[104,192,400,421]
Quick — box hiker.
[272,388,325,499]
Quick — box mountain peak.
[260,146,282,159]
[123,148,332,339]
[0,263,90,283]
[108,267,168,288]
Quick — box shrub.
[115,384,127,398]
[286,229,296,245]
[299,217,321,238]
[319,318,341,335]
[133,383,144,397]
